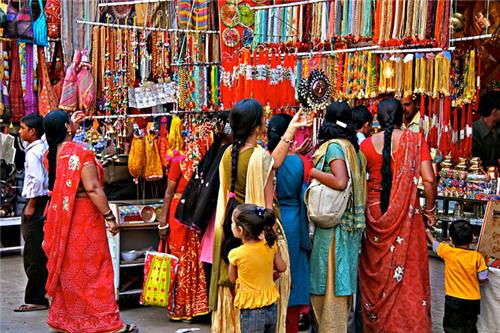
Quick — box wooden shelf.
[119,288,142,296]
[119,222,158,229]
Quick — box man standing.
[352,105,373,145]
[13,114,49,312]
[472,91,500,167]
[401,96,424,133]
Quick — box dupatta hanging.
[359,131,432,333]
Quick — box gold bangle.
[281,136,294,144]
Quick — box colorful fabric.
[140,242,178,308]
[37,46,59,116]
[43,142,123,333]
[178,0,208,30]
[437,243,487,300]
[23,44,37,115]
[9,41,24,123]
[167,164,208,320]
[359,131,432,333]
[228,240,280,309]
[58,50,81,112]
[275,154,310,307]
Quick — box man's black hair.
[21,114,44,139]
[478,90,500,117]
[351,105,373,130]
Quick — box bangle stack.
[422,204,436,218]
[103,209,116,221]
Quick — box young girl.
[228,204,287,333]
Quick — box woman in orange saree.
[43,110,136,333]
[359,98,436,333]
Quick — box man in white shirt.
[14,114,49,312]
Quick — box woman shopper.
[210,99,290,333]
[157,143,209,320]
[43,110,137,333]
[308,102,367,333]
[359,97,436,333]
[267,113,312,333]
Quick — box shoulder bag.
[304,139,352,229]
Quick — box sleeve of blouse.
[420,138,432,162]
[168,160,181,183]
[228,247,239,266]
[325,143,345,166]
[81,149,96,168]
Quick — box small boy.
[426,220,488,333]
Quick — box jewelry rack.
[450,34,493,42]
[86,110,224,120]
[171,61,221,67]
[252,0,327,10]
[98,0,173,8]
[76,20,220,34]
[371,47,456,54]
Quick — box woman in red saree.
[157,154,209,320]
[359,98,437,333]
[42,110,137,333]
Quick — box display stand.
[108,199,162,300]
[0,217,23,254]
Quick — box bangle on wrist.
[281,136,294,144]
[423,204,436,213]
[158,224,169,230]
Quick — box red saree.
[43,142,123,333]
[167,159,209,320]
[359,131,432,333]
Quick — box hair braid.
[377,98,404,213]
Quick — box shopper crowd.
[14,94,497,333]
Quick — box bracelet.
[103,209,114,218]
[423,204,436,213]
[158,224,169,230]
[105,215,116,222]
[281,136,294,144]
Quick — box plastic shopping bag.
[140,241,178,308]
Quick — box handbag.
[49,41,65,100]
[44,0,60,39]
[140,241,178,308]
[4,0,17,38]
[37,46,59,116]
[102,155,132,184]
[24,44,37,115]
[304,139,352,229]
[16,0,34,43]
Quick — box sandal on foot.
[13,304,48,312]
[118,324,138,333]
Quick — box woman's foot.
[13,304,48,312]
[117,324,138,333]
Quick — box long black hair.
[234,204,277,247]
[222,99,264,262]
[267,113,292,152]
[318,101,359,151]
[377,98,404,213]
[43,110,69,191]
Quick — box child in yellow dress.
[228,204,287,333]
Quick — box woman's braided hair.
[376,98,404,213]
[221,99,264,262]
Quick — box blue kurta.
[276,154,310,307]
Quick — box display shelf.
[119,288,143,296]
[108,200,162,301]
[119,222,158,229]
[0,217,23,254]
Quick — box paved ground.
[0,253,446,333]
